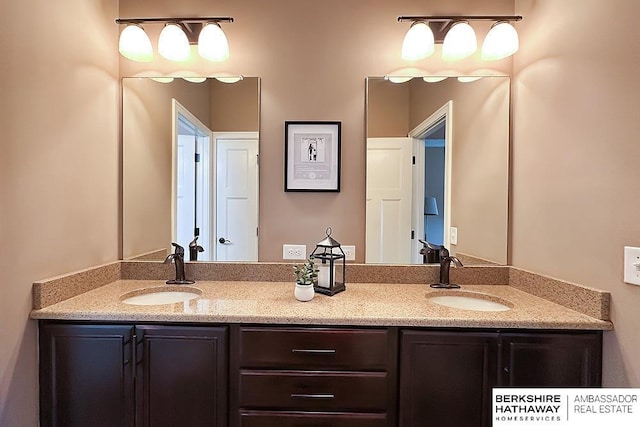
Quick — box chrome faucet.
[430,254,464,289]
[164,243,195,285]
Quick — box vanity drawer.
[239,370,388,411]
[239,410,387,427]
[238,327,390,370]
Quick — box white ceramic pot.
[294,283,315,302]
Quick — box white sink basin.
[427,292,512,312]
[120,286,202,306]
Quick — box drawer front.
[239,410,387,427]
[238,327,390,370]
[239,371,388,411]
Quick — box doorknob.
[218,237,232,244]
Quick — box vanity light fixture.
[398,15,522,62]
[116,17,233,62]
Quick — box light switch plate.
[624,246,640,286]
[450,227,458,245]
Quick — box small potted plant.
[293,257,317,302]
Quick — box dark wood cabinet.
[39,322,227,427]
[499,331,602,387]
[399,330,498,427]
[39,323,135,427]
[135,325,228,427]
[231,326,397,427]
[39,322,602,427]
[399,329,603,427]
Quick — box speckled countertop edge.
[30,280,612,331]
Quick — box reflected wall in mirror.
[123,77,260,261]
[366,76,509,265]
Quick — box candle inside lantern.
[317,264,334,288]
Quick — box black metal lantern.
[310,227,346,296]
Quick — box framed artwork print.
[284,121,341,192]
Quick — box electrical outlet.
[450,227,458,245]
[624,246,640,286]
[283,244,307,260]
[334,245,356,261]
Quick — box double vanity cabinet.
[39,321,602,427]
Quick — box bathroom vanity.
[32,263,610,427]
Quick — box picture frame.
[284,121,341,192]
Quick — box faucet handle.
[170,242,185,256]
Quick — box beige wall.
[513,0,640,386]
[210,78,260,132]
[0,1,120,425]
[119,0,514,261]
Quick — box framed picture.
[285,121,341,192]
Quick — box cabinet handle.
[291,393,335,399]
[291,349,336,354]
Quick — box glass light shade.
[442,21,477,61]
[183,77,207,83]
[423,76,447,83]
[198,23,230,61]
[481,21,519,61]
[158,24,191,61]
[118,25,153,62]
[401,22,435,61]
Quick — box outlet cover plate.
[624,246,640,286]
[333,245,356,261]
[283,244,307,260]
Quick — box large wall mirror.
[366,76,509,265]
[123,77,260,262]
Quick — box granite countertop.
[30,279,613,330]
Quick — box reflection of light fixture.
[398,15,522,62]
[215,75,243,84]
[183,77,207,83]
[158,24,191,61]
[402,22,435,60]
[385,76,413,84]
[198,23,230,61]
[423,76,447,83]
[116,17,233,62]
[310,227,346,296]
[442,21,477,61]
[482,21,519,60]
[118,24,153,62]
[457,76,482,83]
[150,77,175,83]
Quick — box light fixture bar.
[398,15,522,23]
[115,17,234,25]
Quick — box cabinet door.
[135,325,228,427]
[239,410,387,427]
[39,322,135,427]
[399,330,498,427]
[499,331,602,387]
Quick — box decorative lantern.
[310,227,346,296]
